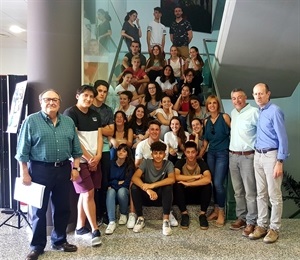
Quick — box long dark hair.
[115,144,135,178]
[146,45,165,68]
[124,10,137,21]
[169,116,187,144]
[113,111,129,139]
[128,104,149,133]
[144,81,163,102]
[188,95,201,121]
[160,65,176,84]
[118,71,133,84]
[190,46,204,67]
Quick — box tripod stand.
[0,201,32,229]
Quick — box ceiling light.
[9,25,26,34]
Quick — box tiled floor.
[0,209,299,260]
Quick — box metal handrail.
[108,37,124,86]
[202,38,224,112]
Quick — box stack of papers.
[14,177,46,209]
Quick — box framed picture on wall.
[161,0,212,33]
[7,81,27,134]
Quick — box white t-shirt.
[155,108,178,121]
[135,138,168,160]
[164,131,190,159]
[115,84,136,94]
[168,58,184,78]
[114,104,136,119]
[164,131,190,150]
[147,21,166,48]
[155,77,177,92]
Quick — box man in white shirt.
[135,120,167,168]
[229,88,258,237]
[147,7,166,54]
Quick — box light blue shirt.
[229,104,259,151]
[255,102,289,160]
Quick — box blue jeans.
[207,149,229,208]
[106,187,129,222]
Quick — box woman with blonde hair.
[199,95,231,227]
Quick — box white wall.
[0,47,27,75]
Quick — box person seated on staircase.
[186,95,208,134]
[141,81,163,119]
[132,120,178,228]
[174,141,212,230]
[122,40,147,71]
[145,45,166,81]
[115,71,145,105]
[105,144,135,235]
[109,110,133,160]
[173,84,191,131]
[164,116,189,165]
[114,91,136,120]
[124,55,150,95]
[131,141,175,236]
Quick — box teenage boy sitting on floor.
[174,141,212,229]
[131,141,175,236]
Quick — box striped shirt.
[15,111,82,162]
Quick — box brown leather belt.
[229,150,255,155]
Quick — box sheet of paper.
[14,177,46,209]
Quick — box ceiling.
[214,0,300,99]
[0,0,27,48]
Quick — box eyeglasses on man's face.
[42,98,60,103]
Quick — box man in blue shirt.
[249,83,289,244]
[15,89,82,260]
[229,88,258,237]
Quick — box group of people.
[16,78,288,260]
[17,6,289,260]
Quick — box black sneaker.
[199,214,209,230]
[97,213,109,226]
[180,214,190,229]
[91,229,102,247]
[75,227,90,236]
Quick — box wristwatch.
[72,167,81,171]
[277,159,283,163]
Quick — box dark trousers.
[96,151,110,217]
[29,161,72,252]
[173,182,212,213]
[131,184,173,217]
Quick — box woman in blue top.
[200,95,231,227]
[105,144,135,235]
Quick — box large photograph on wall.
[161,0,212,33]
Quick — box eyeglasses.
[148,87,156,90]
[211,124,215,135]
[42,98,60,103]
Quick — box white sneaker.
[169,211,178,227]
[118,214,128,225]
[105,221,116,235]
[133,217,145,233]
[162,220,172,236]
[127,213,137,229]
